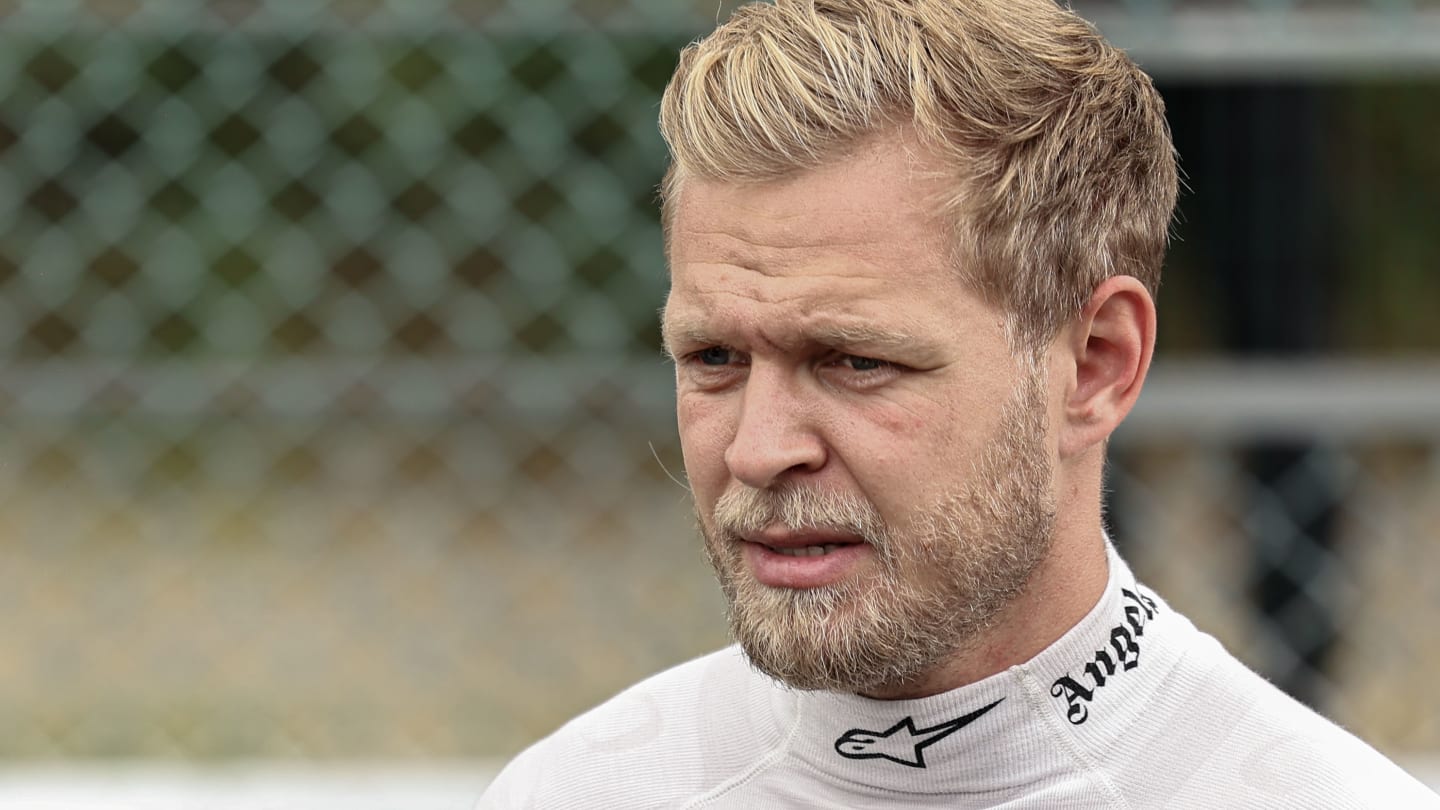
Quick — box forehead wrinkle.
[673,210,916,275]
[672,254,904,299]
[680,225,899,252]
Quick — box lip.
[742,527,865,549]
[740,533,872,589]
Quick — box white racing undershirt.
[479,546,1438,808]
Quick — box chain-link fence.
[0,0,681,758]
[1112,362,1440,753]
[0,0,1435,765]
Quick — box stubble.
[699,371,1057,694]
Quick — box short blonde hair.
[659,0,1177,350]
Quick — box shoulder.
[1118,625,1438,808]
[478,646,783,810]
[1213,654,1437,807]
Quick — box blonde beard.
[699,371,1056,694]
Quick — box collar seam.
[1013,663,1134,809]
[681,683,806,808]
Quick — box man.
[481,0,1438,806]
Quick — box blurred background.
[0,0,1434,805]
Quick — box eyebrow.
[660,309,918,360]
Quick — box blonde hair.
[658,0,1177,350]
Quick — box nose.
[723,367,826,489]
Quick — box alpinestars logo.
[833,698,1004,768]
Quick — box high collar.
[772,544,1184,796]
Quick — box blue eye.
[846,355,885,371]
[697,347,732,366]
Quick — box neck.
[782,548,1180,797]
[859,517,1110,700]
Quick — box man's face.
[662,137,1058,696]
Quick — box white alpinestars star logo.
[833,698,1004,768]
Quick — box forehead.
[667,139,948,277]
[661,139,989,352]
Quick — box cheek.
[835,399,982,507]
[867,401,927,436]
[851,392,955,455]
[823,404,921,502]
[676,393,735,495]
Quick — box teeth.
[771,544,844,557]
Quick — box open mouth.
[742,537,870,588]
[766,543,853,557]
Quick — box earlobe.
[1058,276,1156,459]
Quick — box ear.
[1057,276,1156,459]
